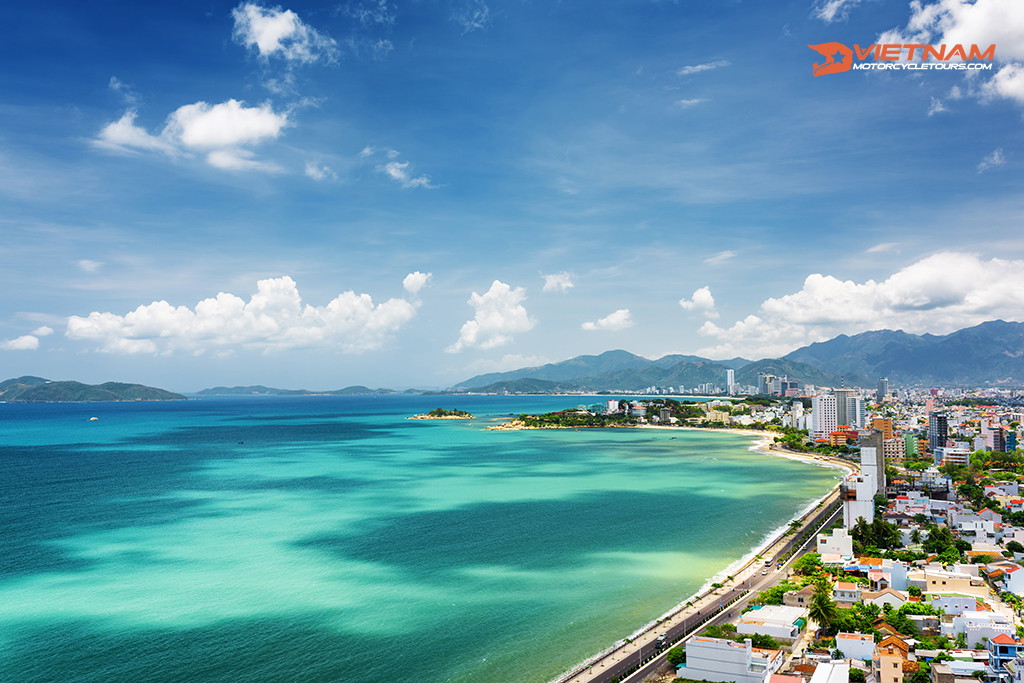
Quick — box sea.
[0,394,839,683]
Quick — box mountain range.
[0,376,186,402]
[455,320,1024,392]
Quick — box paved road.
[552,481,845,683]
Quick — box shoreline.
[548,427,853,683]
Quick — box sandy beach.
[547,425,855,683]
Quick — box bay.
[0,395,838,683]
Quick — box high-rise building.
[812,393,838,439]
[834,388,856,427]
[871,417,894,440]
[876,377,889,403]
[928,411,949,452]
[726,369,735,396]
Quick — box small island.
[409,408,475,420]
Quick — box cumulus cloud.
[232,3,339,64]
[94,99,289,172]
[674,98,707,108]
[696,252,1024,359]
[581,309,633,331]
[31,326,54,337]
[679,286,718,318]
[541,272,574,293]
[704,250,736,265]
[65,275,424,355]
[978,147,1007,173]
[676,60,730,76]
[0,335,40,351]
[881,0,1024,104]
[402,271,432,295]
[813,0,864,23]
[447,280,535,352]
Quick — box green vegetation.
[666,646,687,665]
[0,376,185,402]
[792,552,823,576]
[423,408,474,418]
[699,623,780,649]
[753,580,801,605]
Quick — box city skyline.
[2,0,1023,391]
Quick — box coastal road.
[618,499,844,683]
[551,477,846,683]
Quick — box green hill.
[0,378,185,402]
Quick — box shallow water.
[0,395,837,682]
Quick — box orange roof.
[991,633,1018,645]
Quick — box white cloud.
[678,286,718,318]
[31,326,54,337]
[451,0,491,33]
[359,146,376,158]
[704,250,736,265]
[447,280,535,352]
[402,271,432,295]
[0,335,40,351]
[78,259,105,273]
[674,98,707,108]
[541,272,574,293]
[882,0,1024,103]
[978,147,1007,173]
[232,3,339,64]
[696,252,1024,358]
[813,0,864,23]
[581,309,633,331]
[981,63,1024,103]
[866,242,901,254]
[94,99,289,172]
[168,100,288,149]
[65,275,422,355]
[207,149,282,172]
[378,160,436,189]
[94,111,178,155]
[676,60,730,76]
[304,161,337,181]
[927,97,948,116]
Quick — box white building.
[835,632,875,663]
[737,605,805,641]
[682,636,784,683]
[809,660,851,683]
[946,611,1014,643]
[817,527,854,557]
[812,393,838,439]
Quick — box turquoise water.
[0,395,838,683]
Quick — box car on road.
[761,569,768,575]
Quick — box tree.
[849,670,866,683]
[809,581,839,634]
[910,528,922,545]
[1007,540,1024,554]
[908,585,922,597]
[667,646,686,665]
[793,552,823,576]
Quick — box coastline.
[548,427,852,683]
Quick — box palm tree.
[809,578,839,634]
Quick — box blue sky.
[2,0,1023,390]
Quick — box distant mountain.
[457,353,837,393]
[783,320,1024,386]
[0,377,185,402]
[196,385,400,396]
